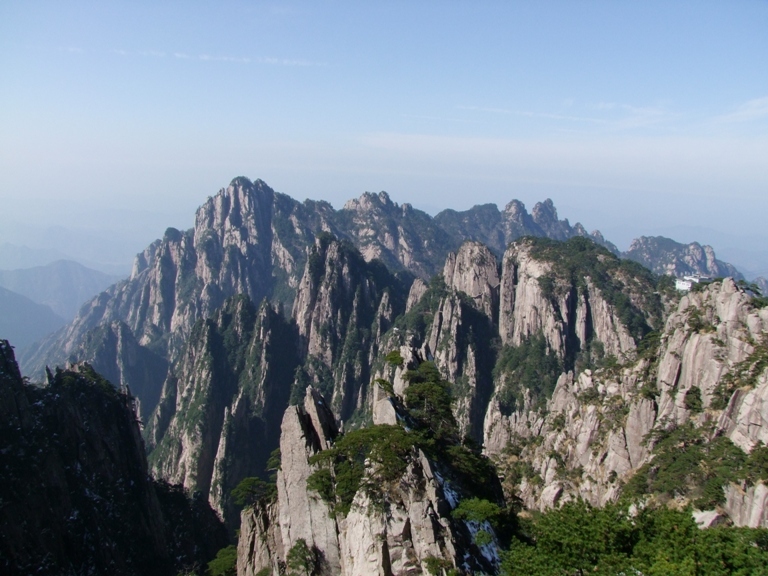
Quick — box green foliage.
[394,275,450,336]
[527,236,660,340]
[286,538,317,576]
[712,337,768,409]
[745,444,768,484]
[452,497,502,525]
[51,363,118,398]
[230,477,276,509]
[207,545,237,576]
[267,447,281,473]
[683,386,703,413]
[687,306,716,333]
[308,424,417,516]
[403,361,458,442]
[423,555,458,575]
[307,359,500,518]
[385,349,404,366]
[375,377,394,396]
[621,423,765,508]
[493,334,562,414]
[254,569,272,576]
[501,502,768,576]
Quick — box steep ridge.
[19,179,435,414]
[238,385,502,576]
[146,296,298,527]
[0,341,226,575]
[6,195,767,573]
[370,237,767,526]
[375,237,660,445]
[435,198,620,256]
[292,233,409,422]
[339,191,458,279]
[21,178,322,413]
[483,278,768,523]
[625,235,744,279]
[145,235,407,527]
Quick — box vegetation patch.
[526,236,661,341]
[394,275,450,337]
[493,334,563,415]
[502,500,768,576]
[307,361,500,517]
[712,337,768,409]
[622,423,768,508]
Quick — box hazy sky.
[1,1,767,273]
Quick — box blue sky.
[1,1,767,274]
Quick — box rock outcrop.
[482,278,768,526]
[238,387,494,576]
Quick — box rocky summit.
[5,177,768,575]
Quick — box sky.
[1,1,767,275]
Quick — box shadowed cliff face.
[0,341,226,576]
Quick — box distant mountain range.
[0,286,65,350]
[0,260,122,320]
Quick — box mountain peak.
[343,190,395,212]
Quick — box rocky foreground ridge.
[0,340,227,575]
[8,177,768,574]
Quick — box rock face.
[483,278,768,526]
[20,180,440,417]
[291,234,407,422]
[0,341,227,576]
[341,191,457,279]
[19,181,635,413]
[625,236,743,279]
[146,235,406,528]
[238,387,489,576]
[21,178,741,433]
[146,296,298,526]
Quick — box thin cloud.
[258,56,326,66]
[199,54,250,63]
[458,105,604,124]
[58,46,84,54]
[593,102,672,130]
[108,48,325,67]
[715,96,768,123]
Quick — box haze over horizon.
[1,1,766,276]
